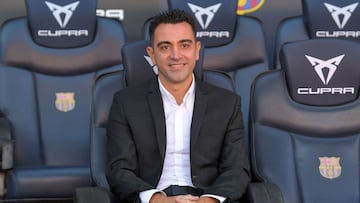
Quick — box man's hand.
[149,193,220,203]
[195,197,219,203]
[149,192,168,203]
[174,196,219,203]
[150,193,200,203]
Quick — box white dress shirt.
[140,75,225,203]
[157,75,195,190]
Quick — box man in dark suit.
[106,9,250,203]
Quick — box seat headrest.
[280,39,360,106]
[168,0,238,48]
[26,0,97,48]
[122,41,156,87]
[122,40,204,87]
[303,0,360,41]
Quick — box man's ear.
[146,46,156,65]
[195,41,201,60]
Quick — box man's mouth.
[170,63,186,69]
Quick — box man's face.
[147,22,201,87]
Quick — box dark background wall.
[0,0,302,68]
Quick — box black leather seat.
[142,0,269,144]
[0,0,126,201]
[248,38,360,203]
[274,0,360,68]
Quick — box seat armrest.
[0,117,13,170]
[74,187,113,203]
[248,182,283,203]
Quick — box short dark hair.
[148,9,197,43]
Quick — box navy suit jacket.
[106,77,250,202]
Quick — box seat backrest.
[91,71,126,191]
[0,0,126,200]
[143,0,269,146]
[275,0,360,68]
[250,38,360,203]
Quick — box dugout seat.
[0,0,126,201]
[248,38,360,203]
[142,0,269,144]
[275,0,360,68]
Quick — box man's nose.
[170,47,181,59]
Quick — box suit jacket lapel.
[147,78,167,160]
[190,81,208,151]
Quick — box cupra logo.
[324,2,359,29]
[187,3,222,29]
[45,1,80,28]
[305,54,345,85]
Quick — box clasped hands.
[150,193,219,203]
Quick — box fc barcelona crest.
[318,157,342,179]
[237,0,265,15]
[55,92,76,112]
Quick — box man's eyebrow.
[179,39,193,44]
[156,41,171,47]
[156,39,193,47]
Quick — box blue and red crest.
[318,157,342,179]
[55,92,76,112]
[237,0,265,15]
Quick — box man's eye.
[160,46,169,50]
[182,43,190,48]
